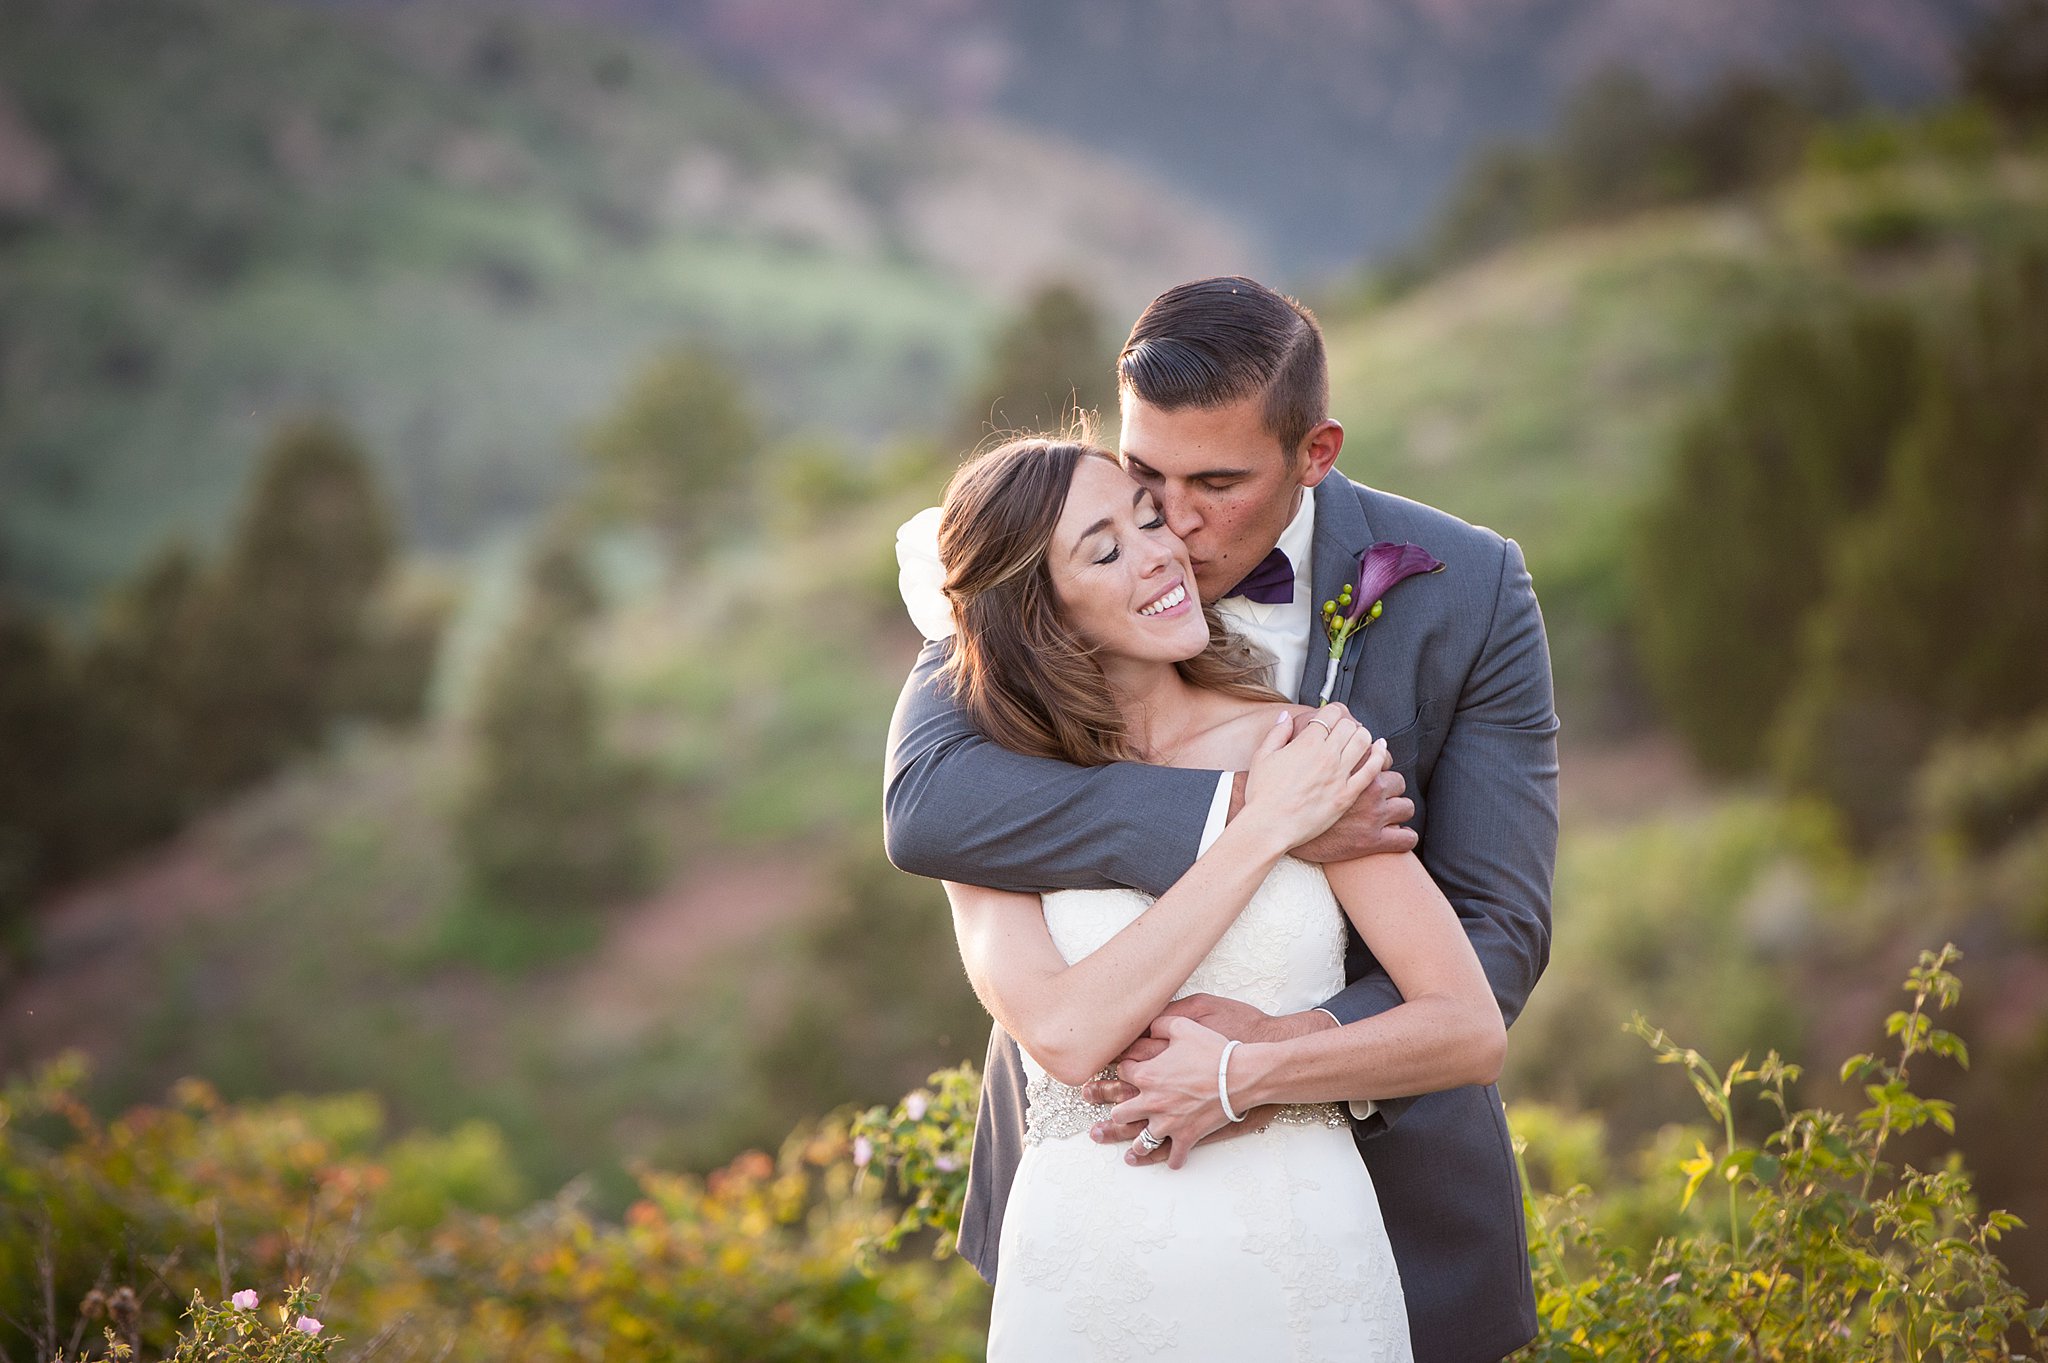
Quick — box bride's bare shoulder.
[1169,700,1309,770]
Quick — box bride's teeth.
[1140,584,1186,617]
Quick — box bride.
[930,436,1506,1362]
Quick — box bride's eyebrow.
[1068,489,1148,559]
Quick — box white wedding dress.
[987,856,1413,1363]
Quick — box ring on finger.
[1305,718,1336,735]
[1135,1127,1165,1153]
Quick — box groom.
[885,276,1557,1363]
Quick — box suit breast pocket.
[1378,700,1440,826]
[1380,700,1438,774]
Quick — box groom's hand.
[1227,717,1416,862]
[1085,997,1336,1161]
[1158,992,1334,1045]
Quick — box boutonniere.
[1316,542,1445,703]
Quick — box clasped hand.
[1083,993,1327,1169]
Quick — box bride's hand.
[1239,705,1387,853]
[1107,1014,1234,1170]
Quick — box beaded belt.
[1023,1068,1349,1145]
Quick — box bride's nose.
[1136,533,1177,576]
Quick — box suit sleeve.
[1322,536,1559,1129]
[884,640,1222,896]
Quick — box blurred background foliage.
[4,0,2048,1355]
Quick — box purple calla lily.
[1344,542,1444,623]
[1316,541,1445,702]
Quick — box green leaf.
[1679,1141,1715,1212]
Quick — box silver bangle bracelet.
[1219,1039,1247,1123]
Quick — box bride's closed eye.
[1095,514,1166,566]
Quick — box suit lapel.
[1295,477,1376,707]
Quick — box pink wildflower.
[231,1290,258,1311]
[852,1135,874,1167]
[934,1155,960,1173]
[294,1316,323,1336]
[904,1092,929,1121]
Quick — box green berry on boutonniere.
[1317,542,1443,703]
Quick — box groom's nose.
[1158,488,1202,540]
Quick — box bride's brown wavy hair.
[937,435,1280,767]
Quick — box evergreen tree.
[1667,71,1817,199]
[456,556,643,922]
[1407,145,1551,281]
[1778,249,2048,831]
[335,576,454,728]
[1551,68,1673,218]
[526,523,603,625]
[1963,0,2048,130]
[75,542,211,851]
[584,344,757,542]
[182,415,395,797]
[958,283,1114,446]
[0,595,84,942]
[1630,301,1920,774]
[751,847,985,1122]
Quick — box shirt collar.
[1276,481,1317,596]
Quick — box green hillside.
[0,0,994,604]
[1321,143,2048,728]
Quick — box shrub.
[847,1065,980,1262]
[1917,713,2048,858]
[0,1058,987,1362]
[1520,946,2047,1360]
[858,949,2048,1359]
[0,1057,387,1360]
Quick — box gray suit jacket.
[883,476,1558,1363]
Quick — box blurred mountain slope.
[562,0,1996,269]
[0,0,1252,605]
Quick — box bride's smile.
[1049,455,1209,672]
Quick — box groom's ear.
[1295,419,1344,488]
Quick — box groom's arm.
[885,639,1221,896]
[1321,536,1558,1126]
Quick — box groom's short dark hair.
[1117,276,1329,461]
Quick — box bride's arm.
[947,714,1383,1088]
[1108,850,1503,1167]
[1223,851,1505,1107]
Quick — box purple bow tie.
[1221,548,1294,605]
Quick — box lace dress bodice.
[1018,856,1353,1142]
[1036,855,1348,1040]
[991,856,1411,1363]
